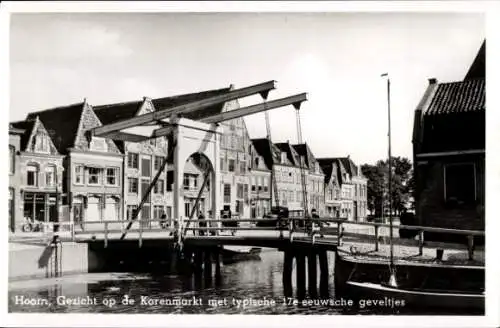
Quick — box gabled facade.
[249,138,273,217]
[10,117,65,227]
[24,100,123,230]
[94,97,171,227]
[292,143,325,216]
[412,43,485,237]
[318,158,342,218]
[273,142,306,212]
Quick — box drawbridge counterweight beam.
[90,80,277,137]
[200,93,308,124]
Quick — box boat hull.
[345,281,484,311]
[334,250,485,311]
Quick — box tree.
[361,156,414,217]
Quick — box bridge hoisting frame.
[88,80,308,240]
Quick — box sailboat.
[334,74,485,311]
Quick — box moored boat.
[334,250,485,311]
[221,246,262,264]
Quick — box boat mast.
[382,73,394,271]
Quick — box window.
[167,171,173,192]
[34,133,50,153]
[445,163,476,205]
[154,179,165,194]
[281,152,287,164]
[153,205,164,220]
[106,168,118,186]
[183,174,190,190]
[141,179,151,203]
[127,205,138,220]
[148,138,157,148]
[154,156,165,170]
[263,177,268,192]
[88,167,101,185]
[45,165,56,187]
[220,158,225,171]
[244,184,249,200]
[240,161,246,174]
[141,157,151,177]
[237,183,244,199]
[193,175,198,188]
[26,164,38,186]
[127,153,139,169]
[224,184,231,203]
[166,206,172,219]
[128,178,138,194]
[74,165,84,185]
[255,157,259,167]
[228,159,235,172]
[9,145,15,174]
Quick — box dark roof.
[153,87,231,121]
[93,87,232,133]
[317,157,359,183]
[425,79,485,116]
[24,102,86,153]
[251,138,280,170]
[465,40,485,80]
[93,100,143,125]
[11,120,35,151]
[291,144,309,168]
[317,158,335,184]
[274,142,300,166]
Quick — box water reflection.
[9,250,474,315]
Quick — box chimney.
[143,96,152,102]
[428,78,437,85]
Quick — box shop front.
[23,191,58,224]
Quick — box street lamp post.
[381,73,395,286]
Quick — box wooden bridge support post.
[283,250,294,298]
[214,247,222,286]
[194,251,203,275]
[318,250,329,299]
[204,250,213,283]
[296,251,306,301]
[307,251,318,299]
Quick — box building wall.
[351,175,368,221]
[18,152,64,226]
[124,138,171,225]
[249,169,271,217]
[9,133,23,232]
[67,151,123,230]
[415,155,485,232]
[324,179,342,218]
[274,164,305,212]
[219,100,252,217]
[307,172,325,216]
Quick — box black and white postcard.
[2,2,499,328]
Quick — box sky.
[9,12,485,165]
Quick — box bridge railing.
[71,219,175,247]
[53,216,484,259]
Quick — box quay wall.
[9,241,91,281]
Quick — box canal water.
[8,249,476,315]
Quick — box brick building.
[20,101,123,231]
[412,41,485,241]
[318,158,342,218]
[249,139,273,217]
[10,117,65,229]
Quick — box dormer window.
[255,157,259,166]
[34,133,50,153]
[281,152,287,164]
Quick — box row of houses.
[8,87,368,233]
